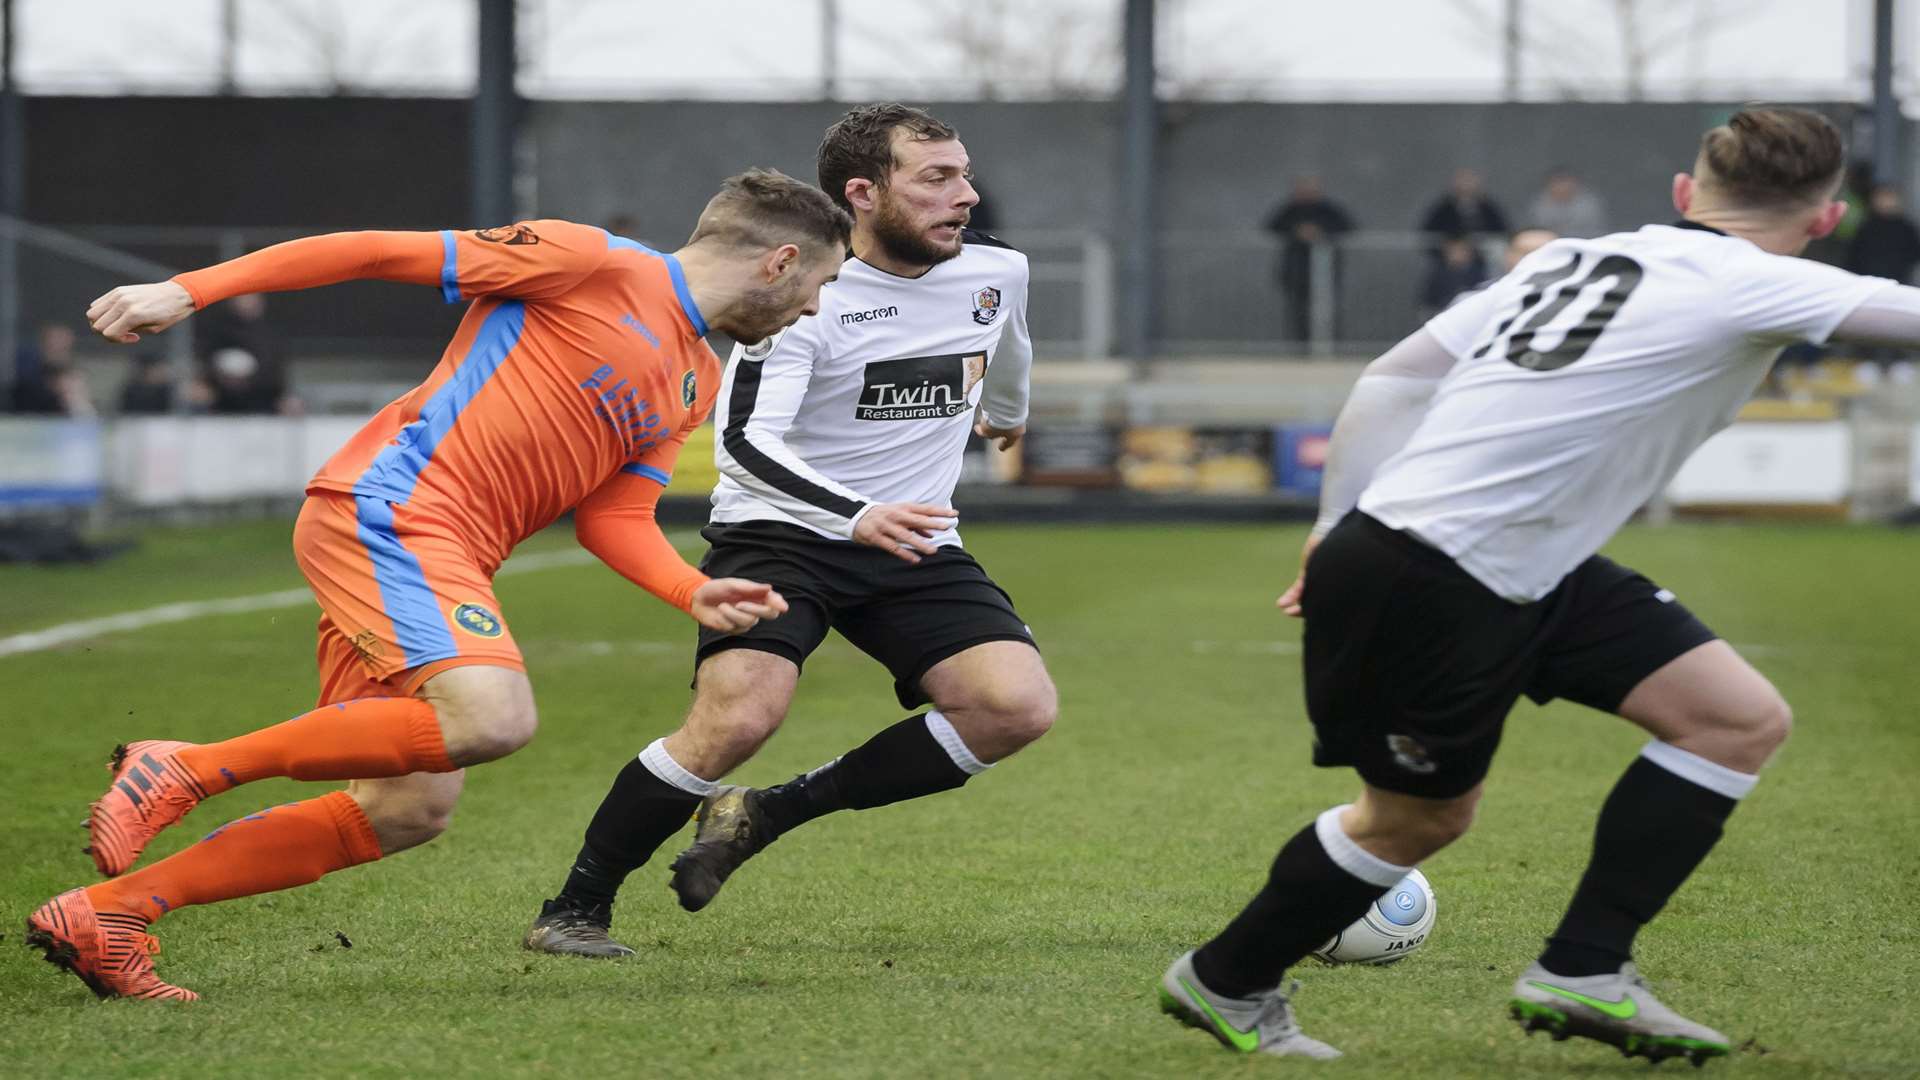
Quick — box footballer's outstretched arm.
[86,221,608,343]
[1830,284,1920,346]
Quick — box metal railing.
[55,224,1121,362]
[6,396,1915,524]
[13,221,1495,368]
[1152,229,1509,357]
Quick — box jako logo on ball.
[1311,868,1437,966]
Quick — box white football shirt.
[1360,222,1891,602]
[710,231,1032,545]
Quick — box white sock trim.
[1314,805,1413,888]
[925,710,990,775]
[638,738,716,797]
[1639,740,1758,800]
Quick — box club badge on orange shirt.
[474,224,540,246]
[682,370,698,408]
[452,603,504,638]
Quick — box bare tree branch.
[1443,0,1758,101]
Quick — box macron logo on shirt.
[841,306,899,327]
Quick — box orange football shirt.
[175,221,722,577]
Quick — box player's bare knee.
[1015,688,1057,746]
[1688,687,1791,771]
[421,666,538,766]
[1423,797,1479,848]
[984,681,1057,747]
[354,787,459,854]
[710,707,783,762]
[1390,793,1478,857]
[938,672,1056,752]
[1767,696,1793,751]
[447,698,538,764]
[681,689,787,775]
[394,800,457,849]
[1741,692,1793,759]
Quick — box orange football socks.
[175,696,455,793]
[87,791,383,923]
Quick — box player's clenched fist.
[87,281,197,344]
[690,578,789,634]
[853,502,958,564]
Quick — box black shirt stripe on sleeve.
[961,227,1019,252]
[722,359,867,522]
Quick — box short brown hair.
[1697,107,1845,207]
[817,103,959,214]
[686,168,852,254]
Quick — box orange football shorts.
[293,491,524,707]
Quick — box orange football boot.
[25,889,199,1001]
[86,740,210,876]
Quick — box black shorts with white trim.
[1301,512,1717,799]
[693,521,1036,709]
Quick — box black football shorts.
[694,521,1036,709]
[1302,512,1717,798]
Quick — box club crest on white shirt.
[971,286,1002,325]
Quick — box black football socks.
[753,712,983,839]
[1539,743,1752,977]
[555,740,712,910]
[1193,806,1410,999]
[555,715,991,910]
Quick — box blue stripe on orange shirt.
[352,301,528,504]
[439,230,461,303]
[604,233,710,337]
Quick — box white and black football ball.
[1311,868,1435,965]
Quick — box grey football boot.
[1157,950,1342,1059]
[1510,960,1731,1067]
[523,898,635,959]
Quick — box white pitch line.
[1189,640,1303,655]
[0,543,651,661]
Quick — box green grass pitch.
[1,517,1915,1078]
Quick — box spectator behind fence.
[1421,234,1488,317]
[1264,175,1355,343]
[196,292,300,414]
[1420,168,1508,239]
[9,322,96,417]
[1848,185,1920,284]
[207,347,302,415]
[1528,167,1609,238]
[1504,226,1559,272]
[118,353,176,415]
